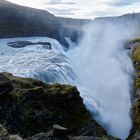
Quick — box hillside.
[0,0,90,47]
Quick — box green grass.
[133,46,140,89]
[133,46,140,62]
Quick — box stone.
[53,125,68,139]
[7,41,51,49]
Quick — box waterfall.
[0,37,75,84]
[0,16,140,140]
[67,19,140,139]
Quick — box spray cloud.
[68,18,140,139]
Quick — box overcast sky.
[7,0,140,19]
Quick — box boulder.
[53,125,68,139]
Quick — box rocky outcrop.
[0,72,115,139]
[127,38,140,139]
[7,41,52,49]
[0,124,116,140]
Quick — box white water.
[0,19,139,140]
[67,21,140,139]
[0,37,75,84]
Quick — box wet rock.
[37,42,51,46]
[7,41,34,48]
[7,41,52,49]
[128,39,140,139]
[42,45,52,50]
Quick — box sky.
[7,0,140,19]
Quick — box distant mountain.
[94,13,140,25]
[0,0,91,47]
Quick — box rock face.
[0,124,116,140]
[127,38,140,139]
[0,72,115,139]
[7,41,52,49]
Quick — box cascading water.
[67,19,140,139]
[0,16,140,140]
[0,37,75,84]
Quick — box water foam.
[67,20,140,139]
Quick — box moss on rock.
[0,72,113,139]
[132,43,140,90]
[133,99,140,127]
[132,45,140,63]
[128,39,140,139]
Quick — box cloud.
[47,7,78,16]
[45,0,76,5]
[101,0,140,7]
[7,0,140,19]
[88,10,114,17]
[46,2,76,5]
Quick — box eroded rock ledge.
[0,73,115,140]
[127,38,140,140]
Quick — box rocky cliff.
[125,38,140,140]
[0,72,116,140]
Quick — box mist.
[67,19,140,139]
